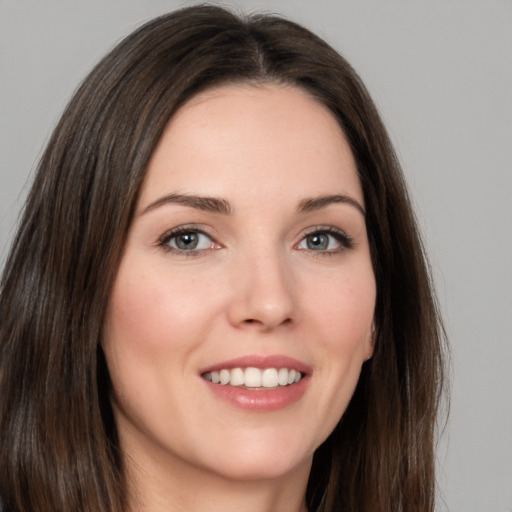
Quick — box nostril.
[241,317,293,329]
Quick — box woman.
[0,5,446,512]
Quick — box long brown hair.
[0,5,446,511]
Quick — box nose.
[227,247,297,332]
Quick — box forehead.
[139,83,362,208]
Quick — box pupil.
[177,233,198,250]
[308,234,328,250]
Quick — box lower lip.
[202,377,309,412]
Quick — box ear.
[364,324,376,361]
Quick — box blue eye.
[161,229,215,252]
[297,228,353,253]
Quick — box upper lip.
[199,354,312,375]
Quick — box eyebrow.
[141,192,365,217]
[297,194,366,216]
[141,193,232,215]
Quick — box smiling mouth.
[202,367,303,389]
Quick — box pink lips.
[200,354,311,412]
[199,354,312,374]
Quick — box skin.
[102,83,376,512]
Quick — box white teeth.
[278,368,289,386]
[262,368,279,387]
[244,367,262,387]
[230,367,245,386]
[219,369,230,385]
[202,367,303,388]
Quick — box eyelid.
[155,223,353,257]
[295,225,354,253]
[157,224,221,255]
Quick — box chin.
[208,453,311,483]
[192,431,315,483]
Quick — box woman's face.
[103,84,376,484]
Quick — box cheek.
[312,267,376,355]
[105,259,215,357]
[101,260,210,414]
[303,268,375,437]
[101,259,221,440]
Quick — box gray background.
[1,1,511,510]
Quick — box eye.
[159,227,218,253]
[296,227,353,253]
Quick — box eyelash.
[297,226,354,255]
[157,225,217,257]
[157,225,354,256]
